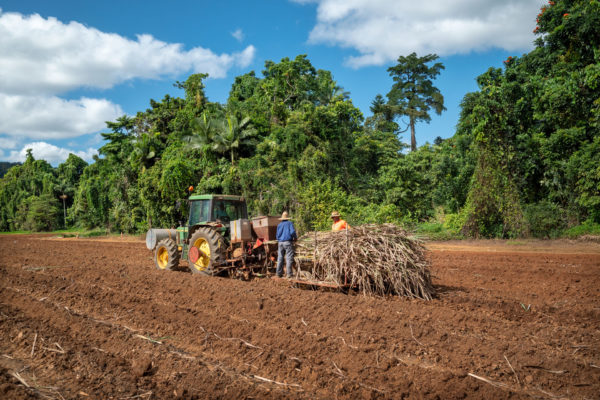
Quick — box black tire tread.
[188,227,226,275]
[154,238,180,270]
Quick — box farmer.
[331,211,349,231]
[275,211,297,278]
[214,202,230,222]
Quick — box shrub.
[524,201,566,238]
[563,219,600,238]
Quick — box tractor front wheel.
[188,227,226,275]
[154,238,180,270]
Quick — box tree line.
[1,0,598,238]
[0,162,21,178]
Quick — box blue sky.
[0,0,545,165]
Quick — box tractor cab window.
[212,200,246,223]
[189,200,210,226]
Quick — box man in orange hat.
[331,211,349,231]
[275,211,297,278]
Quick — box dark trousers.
[276,241,294,277]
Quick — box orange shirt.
[332,220,349,231]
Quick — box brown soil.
[1,235,598,399]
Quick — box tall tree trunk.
[410,118,417,152]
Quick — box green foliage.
[0,162,20,178]
[0,54,427,235]
[565,136,600,222]
[443,213,465,235]
[524,201,567,238]
[455,0,599,237]
[137,144,198,230]
[528,0,600,222]
[378,146,436,221]
[458,68,527,238]
[186,112,219,156]
[562,219,600,238]
[56,153,88,216]
[176,73,209,109]
[129,132,161,171]
[211,115,257,164]
[429,136,474,213]
[257,55,320,124]
[414,222,460,241]
[19,194,60,232]
[71,159,114,229]
[0,150,58,231]
[294,180,365,232]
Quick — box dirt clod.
[131,357,153,377]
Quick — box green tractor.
[146,194,278,277]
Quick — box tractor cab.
[182,194,248,273]
[187,194,247,236]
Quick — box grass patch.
[0,228,109,237]
[562,220,600,239]
[57,229,108,238]
[80,230,108,237]
[51,227,85,234]
[414,222,462,241]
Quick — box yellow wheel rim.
[157,246,169,269]
[192,237,211,271]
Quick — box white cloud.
[0,94,123,139]
[0,9,257,146]
[235,45,255,68]
[232,28,245,42]
[294,0,545,67]
[7,141,98,165]
[0,10,257,95]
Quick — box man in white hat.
[275,211,297,278]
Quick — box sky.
[0,0,546,165]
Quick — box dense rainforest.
[1,0,598,238]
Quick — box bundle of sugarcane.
[294,224,434,299]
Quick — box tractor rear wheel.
[188,227,226,275]
[154,238,180,270]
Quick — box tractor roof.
[189,194,245,202]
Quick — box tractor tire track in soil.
[1,235,599,399]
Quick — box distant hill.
[0,162,21,178]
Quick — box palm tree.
[129,132,159,171]
[211,115,256,164]
[318,79,350,105]
[186,112,218,153]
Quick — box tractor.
[145,194,280,278]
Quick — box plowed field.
[1,235,599,399]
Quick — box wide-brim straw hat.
[279,211,290,220]
[330,211,341,218]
